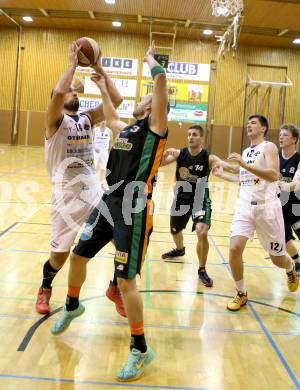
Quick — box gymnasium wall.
[1,27,300,157]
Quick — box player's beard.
[64,98,79,112]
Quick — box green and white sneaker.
[51,303,85,335]
[116,346,155,382]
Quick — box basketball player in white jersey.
[36,41,122,314]
[213,115,299,311]
[93,120,113,183]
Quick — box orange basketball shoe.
[106,281,126,317]
[36,287,52,314]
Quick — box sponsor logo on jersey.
[116,264,124,271]
[67,135,91,140]
[113,138,133,151]
[115,250,128,264]
[179,167,198,183]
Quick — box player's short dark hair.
[248,114,269,136]
[280,123,299,143]
[188,124,204,136]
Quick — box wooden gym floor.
[0,144,299,390]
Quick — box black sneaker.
[198,268,213,287]
[295,262,300,275]
[161,247,185,259]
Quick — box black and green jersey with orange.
[106,116,167,198]
[175,147,211,202]
[74,116,168,280]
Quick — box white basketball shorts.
[231,198,286,256]
[50,185,102,252]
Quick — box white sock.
[235,279,246,294]
[286,259,294,273]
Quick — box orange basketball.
[75,37,101,67]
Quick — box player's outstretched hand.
[144,40,155,61]
[212,165,223,177]
[69,41,81,67]
[228,152,244,166]
[165,148,178,157]
[91,73,106,90]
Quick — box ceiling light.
[203,29,213,36]
[112,21,121,27]
[215,6,229,16]
[22,16,33,22]
[105,0,116,4]
[293,38,300,44]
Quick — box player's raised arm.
[144,42,168,137]
[91,73,127,133]
[87,59,123,125]
[46,42,80,139]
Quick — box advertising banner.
[76,57,138,76]
[79,98,135,118]
[142,62,210,81]
[140,80,209,104]
[169,103,207,123]
[84,77,137,97]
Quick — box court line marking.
[0,222,19,238]
[0,248,279,270]
[3,201,299,386]
[0,200,49,242]
[0,163,37,178]
[0,374,208,390]
[14,221,51,226]
[0,201,48,205]
[248,303,300,390]
[17,289,300,352]
[209,234,300,390]
[150,239,262,249]
[0,312,263,334]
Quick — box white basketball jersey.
[239,141,278,202]
[45,113,96,187]
[94,127,111,150]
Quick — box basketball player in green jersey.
[51,42,169,382]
